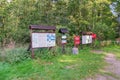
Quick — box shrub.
[92,40,101,48]
[100,40,113,47]
[35,48,55,59]
[34,47,62,59]
[93,22,116,40]
[34,46,72,60]
[5,47,30,64]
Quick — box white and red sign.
[82,35,92,44]
[62,35,67,44]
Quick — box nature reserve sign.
[29,25,56,58]
[32,33,56,48]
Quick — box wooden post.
[62,44,65,53]
[30,28,34,58]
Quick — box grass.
[0,47,104,80]
[101,45,120,59]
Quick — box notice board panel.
[32,33,56,48]
[82,35,92,44]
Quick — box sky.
[110,2,117,16]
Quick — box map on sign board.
[32,33,56,48]
[82,35,92,44]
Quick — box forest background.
[0,0,120,47]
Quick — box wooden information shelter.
[28,25,56,58]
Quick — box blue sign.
[47,34,56,42]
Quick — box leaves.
[0,0,118,45]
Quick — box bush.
[5,47,30,64]
[3,46,73,63]
[93,22,116,40]
[100,40,112,47]
[34,46,72,60]
[35,48,55,59]
[92,40,116,48]
[92,40,101,48]
[34,47,62,59]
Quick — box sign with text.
[82,35,92,44]
[32,33,56,48]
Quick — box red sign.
[74,36,80,45]
[92,33,96,39]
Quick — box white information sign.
[32,33,56,48]
[82,35,92,44]
[61,35,67,44]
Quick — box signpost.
[28,25,56,58]
[73,35,80,54]
[61,35,67,44]
[74,36,80,46]
[59,28,68,53]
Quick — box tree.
[0,0,118,46]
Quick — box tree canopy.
[0,0,119,46]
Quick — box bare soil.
[86,51,120,80]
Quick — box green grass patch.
[101,45,120,59]
[0,48,104,80]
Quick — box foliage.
[5,47,30,64]
[91,40,101,48]
[35,48,58,60]
[93,22,116,40]
[0,0,118,46]
[2,46,72,64]
[0,49,104,80]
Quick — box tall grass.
[3,47,30,64]
[0,46,73,64]
[0,47,105,80]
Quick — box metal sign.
[61,35,67,44]
[32,33,56,48]
[82,35,92,44]
[74,36,80,45]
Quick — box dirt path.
[86,51,120,80]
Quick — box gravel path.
[86,51,120,80]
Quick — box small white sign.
[82,35,92,44]
[62,35,67,39]
[32,33,56,48]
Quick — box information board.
[82,35,92,44]
[32,33,56,48]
